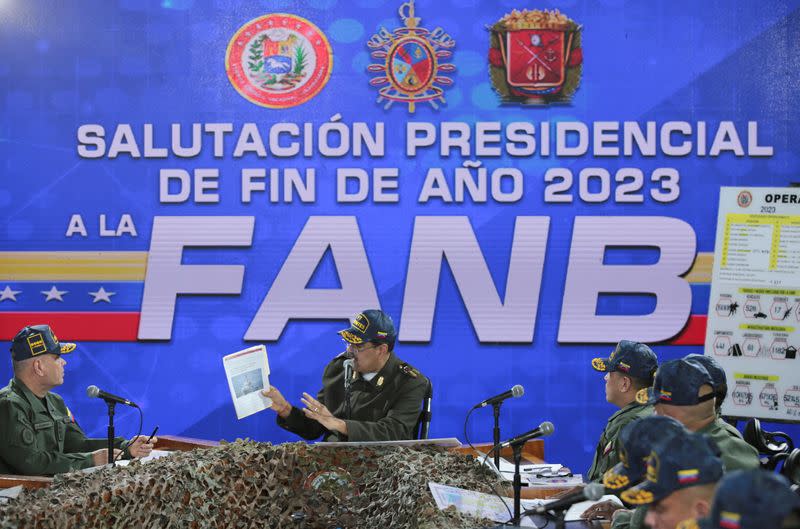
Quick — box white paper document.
[429,482,622,525]
[223,345,273,419]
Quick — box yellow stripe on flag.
[0,252,148,281]
[683,252,713,284]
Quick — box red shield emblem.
[504,30,565,88]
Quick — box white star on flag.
[89,286,115,303]
[41,286,68,302]
[0,286,21,302]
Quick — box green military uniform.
[718,414,744,439]
[587,402,653,482]
[277,352,428,442]
[0,378,130,476]
[697,417,759,471]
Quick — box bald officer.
[0,324,154,476]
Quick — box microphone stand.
[492,402,502,470]
[106,400,116,466]
[511,442,524,525]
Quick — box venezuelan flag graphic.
[0,252,147,341]
[719,511,741,529]
[677,468,700,484]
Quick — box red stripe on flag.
[668,315,707,345]
[0,313,140,341]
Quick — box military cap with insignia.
[681,469,800,529]
[636,358,715,407]
[683,354,727,391]
[11,324,75,361]
[592,340,658,381]
[603,415,687,491]
[338,309,395,346]
[621,431,723,506]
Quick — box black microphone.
[473,384,524,409]
[531,482,605,514]
[343,359,354,390]
[86,385,138,408]
[498,421,555,448]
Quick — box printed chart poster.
[706,187,800,422]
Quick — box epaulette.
[398,363,419,378]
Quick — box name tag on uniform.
[33,421,53,431]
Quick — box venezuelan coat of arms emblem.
[226,14,332,109]
[367,0,455,113]
[489,9,582,105]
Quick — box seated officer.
[621,431,724,529]
[684,354,742,439]
[586,340,658,482]
[583,415,688,527]
[264,310,428,442]
[680,469,800,529]
[637,358,759,471]
[0,325,154,476]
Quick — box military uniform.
[696,418,759,471]
[587,402,653,482]
[587,340,659,483]
[0,378,130,476]
[277,352,428,442]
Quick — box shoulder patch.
[399,364,419,378]
[22,428,34,445]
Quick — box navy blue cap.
[603,415,687,491]
[592,340,658,381]
[338,309,395,345]
[621,431,723,506]
[10,324,75,362]
[636,358,716,407]
[684,469,800,529]
[684,354,727,390]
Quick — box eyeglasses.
[343,340,377,353]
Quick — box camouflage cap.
[592,340,658,381]
[603,415,687,491]
[10,324,75,361]
[338,309,395,345]
[621,431,723,506]
[636,358,716,407]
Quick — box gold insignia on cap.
[60,343,76,353]
[645,451,659,483]
[621,487,654,505]
[377,376,384,387]
[602,469,630,490]
[591,358,606,371]
[635,388,649,404]
[27,333,47,356]
[352,313,369,333]
[339,330,364,344]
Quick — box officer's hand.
[300,392,346,435]
[580,499,624,520]
[263,386,291,418]
[91,448,122,467]
[128,435,157,458]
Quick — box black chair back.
[415,378,433,440]
[743,418,795,470]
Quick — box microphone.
[343,359,354,390]
[473,384,524,409]
[531,482,605,514]
[86,385,138,408]
[498,421,555,448]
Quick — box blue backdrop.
[1,0,799,474]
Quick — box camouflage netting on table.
[0,441,505,529]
